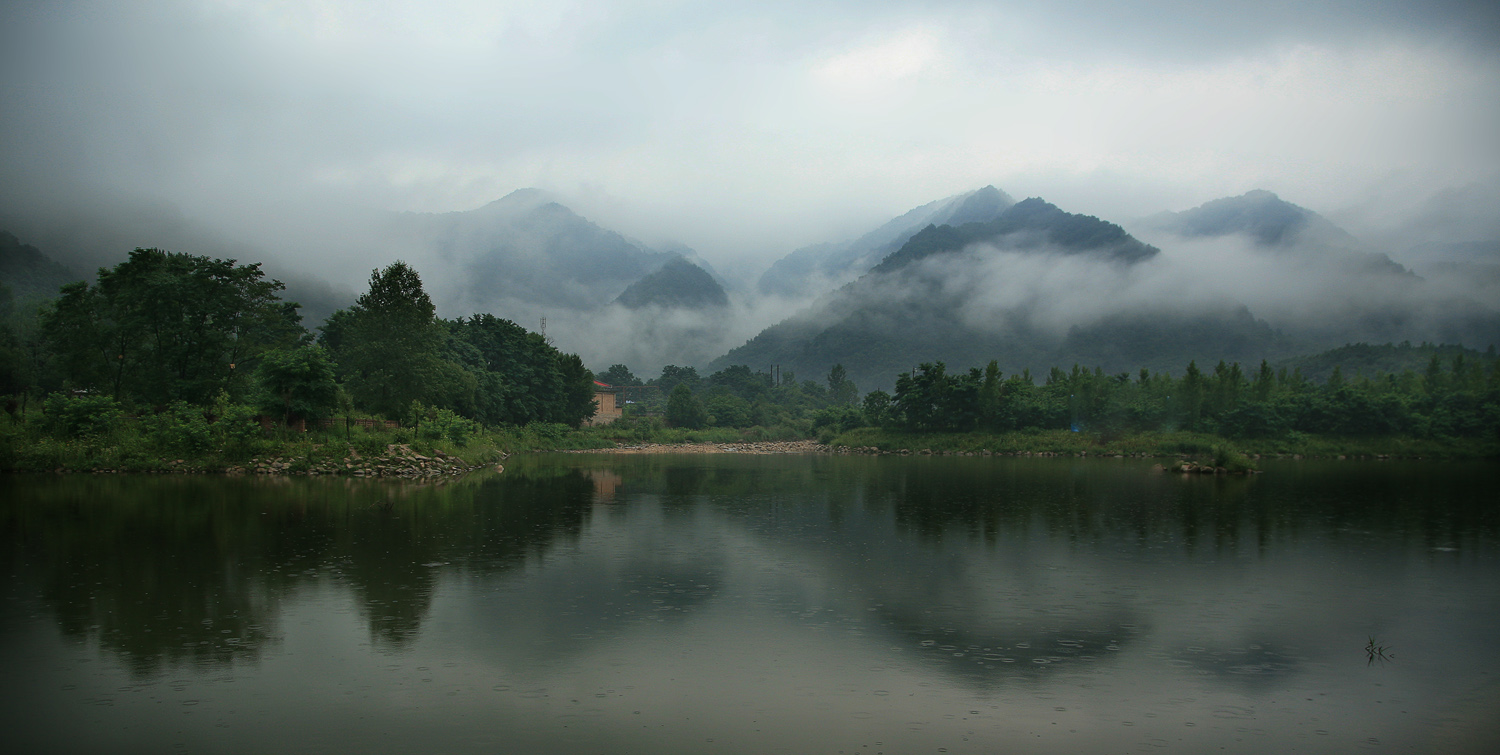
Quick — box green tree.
[42,248,302,405]
[597,364,640,385]
[451,314,596,427]
[256,345,339,426]
[977,360,1004,430]
[704,392,752,427]
[706,365,772,402]
[0,284,23,397]
[655,365,701,395]
[862,389,893,427]
[892,362,980,432]
[555,352,598,427]
[1178,360,1206,429]
[666,384,707,429]
[324,262,449,419]
[826,363,858,406]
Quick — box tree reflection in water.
[0,468,596,671]
[1,455,1493,687]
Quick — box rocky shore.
[565,440,830,454]
[228,444,498,478]
[567,443,1164,458]
[1155,461,1261,475]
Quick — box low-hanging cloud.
[837,230,1499,354]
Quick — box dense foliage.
[882,355,1499,441]
[4,240,1497,468]
[6,253,599,436]
[42,248,304,405]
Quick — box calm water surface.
[1,455,1496,754]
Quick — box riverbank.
[562,440,827,454]
[4,413,1493,474]
[825,427,1498,460]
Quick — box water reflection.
[0,468,596,671]
[2,456,1497,753]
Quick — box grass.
[0,413,818,473]
[4,409,1493,474]
[0,414,507,473]
[825,427,1495,460]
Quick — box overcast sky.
[2,0,1498,271]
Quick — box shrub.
[666,384,707,429]
[420,407,478,447]
[1210,444,1257,473]
[214,403,264,453]
[524,422,571,442]
[43,392,124,439]
[143,401,212,454]
[812,405,865,434]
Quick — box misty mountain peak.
[614,257,729,310]
[755,184,1016,298]
[870,196,1157,274]
[392,190,672,312]
[944,185,1016,226]
[473,187,558,217]
[1147,189,1354,247]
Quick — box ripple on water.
[1212,706,1256,719]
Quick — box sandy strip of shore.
[562,441,830,454]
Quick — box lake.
[1,455,1496,754]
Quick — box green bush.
[143,401,213,454]
[214,403,264,453]
[666,384,707,429]
[1210,444,1257,472]
[43,392,124,439]
[812,405,865,434]
[524,422,571,442]
[420,407,478,447]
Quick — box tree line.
[5,246,1497,446]
[1,250,596,432]
[856,356,1500,440]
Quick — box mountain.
[615,257,729,309]
[871,197,1158,274]
[712,198,1218,391]
[756,185,1015,298]
[1137,189,1410,276]
[1139,189,1355,247]
[1134,191,1500,348]
[0,230,83,302]
[390,189,675,313]
[712,189,1499,392]
[1275,342,1496,383]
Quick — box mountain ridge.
[714,195,1176,390]
[614,257,729,309]
[0,229,85,302]
[756,185,1016,298]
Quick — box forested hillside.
[756,185,1015,298]
[716,197,1181,390]
[1,230,82,302]
[614,257,729,309]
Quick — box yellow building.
[585,381,624,426]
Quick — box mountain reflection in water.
[1,456,1496,754]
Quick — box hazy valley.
[6,181,1500,394]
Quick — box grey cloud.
[2,0,1497,349]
